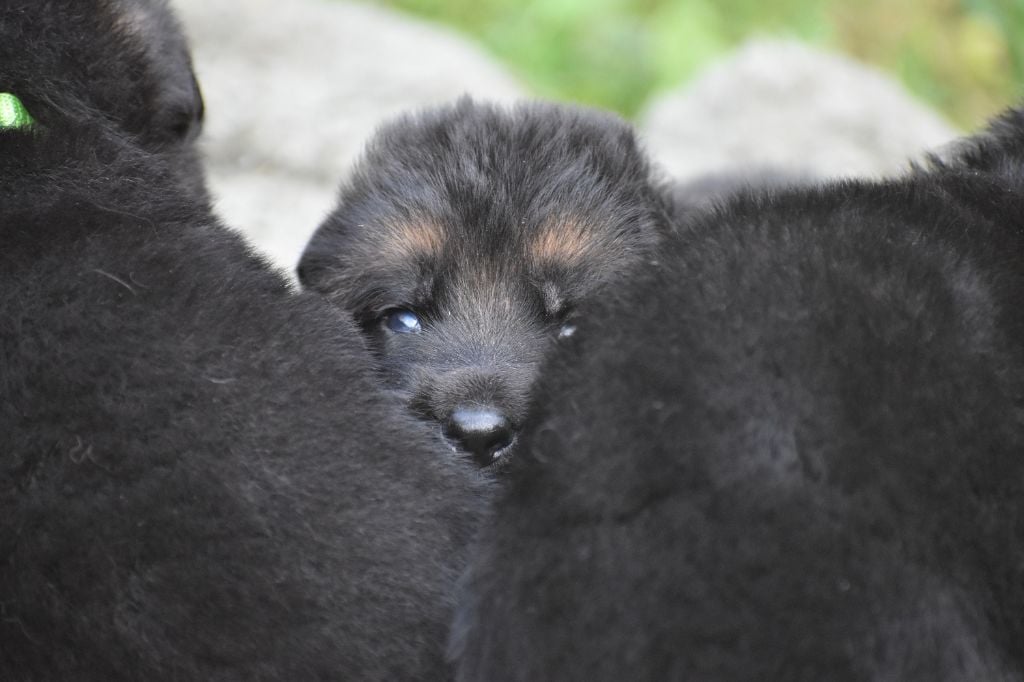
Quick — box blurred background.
[176,0,1023,268]
[373,0,1023,128]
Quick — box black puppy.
[299,99,666,467]
[452,108,1024,680]
[2,0,207,195]
[1,1,484,679]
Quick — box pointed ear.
[928,106,1024,175]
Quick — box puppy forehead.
[375,218,446,259]
[355,209,621,308]
[528,214,600,266]
[375,213,604,280]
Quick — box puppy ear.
[928,105,1024,175]
[106,0,205,145]
[296,230,337,290]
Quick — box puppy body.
[300,99,666,465]
[2,2,485,679]
[452,108,1024,680]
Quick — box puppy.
[2,0,207,195]
[1,1,484,679]
[299,98,666,467]
[452,107,1024,680]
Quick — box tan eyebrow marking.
[380,219,446,258]
[529,216,596,265]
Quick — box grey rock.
[175,0,525,269]
[177,1,958,269]
[640,40,959,183]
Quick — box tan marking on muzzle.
[529,216,597,266]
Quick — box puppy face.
[300,99,665,466]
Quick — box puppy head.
[300,99,664,467]
[1,0,205,188]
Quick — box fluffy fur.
[1,2,485,679]
[2,0,207,196]
[451,107,1024,680]
[299,99,666,466]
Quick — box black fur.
[451,107,1024,680]
[299,99,666,467]
[2,0,207,197]
[667,166,815,221]
[1,2,485,679]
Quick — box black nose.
[445,406,513,467]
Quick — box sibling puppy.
[1,2,484,679]
[299,99,665,467]
[452,108,1024,680]
[3,0,207,195]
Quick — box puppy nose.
[445,406,513,467]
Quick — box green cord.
[0,92,35,129]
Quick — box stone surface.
[176,1,958,269]
[175,0,525,269]
[640,40,959,183]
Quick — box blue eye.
[384,308,422,334]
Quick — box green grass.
[368,0,1024,128]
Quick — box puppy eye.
[550,303,576,340]
[383,308,422,334]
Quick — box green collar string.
[0,93,35,130]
